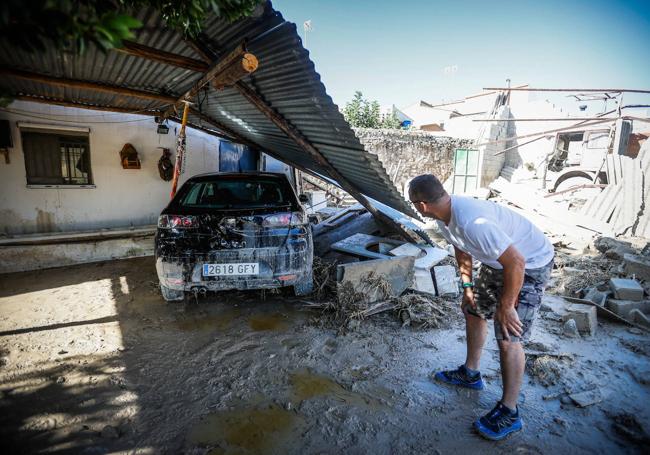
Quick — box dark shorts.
[466,258,554,343]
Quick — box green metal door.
[452,148,480,193]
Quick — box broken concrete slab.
[387,243,450,296]
[563,304,597,336]
[569,388,604,408]
[630,309,650,329]
[389,242,422,258]
[433,265,459,297]
[336,256,415,304]
[609,278,645,301]
[331,233,404,260]
[390,243,448,267]
[606,299,650,321]
[624,254,650,282]
[412,268,436,295]
[583,287,609,307]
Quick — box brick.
[609,278,644,301]
[563,304,597,336]
[606,299,650,320]
[623,254,650,282]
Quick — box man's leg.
[434,266,494,390]
[497,339,525,410]
[464,312,488,371]
[474,261,553,440]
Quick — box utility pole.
[303,20,312,48]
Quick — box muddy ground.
[1,257,649,454]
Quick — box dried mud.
[0,257,649,454]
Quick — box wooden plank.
[115,40,209,72]
[162,43,257,119]
[0,66,176,104]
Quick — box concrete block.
[606,299,650,320]
[609,278,644,301]
[629,309,650,328]
[563,304,597,336]
[583,287,609,306]
[624,254,650,282]
[594,236,632,254]
[433,265,459,297]
[337,256,415,304]
[413,268,436,295]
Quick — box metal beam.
[11,95,242,143]
[473,117,619,122]
[484,87,650,94]
[115,41,209,72]
[0,67,177,105]
[12,94,163,115]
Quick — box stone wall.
[354,128,470,195]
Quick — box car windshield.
[178,177,295,209]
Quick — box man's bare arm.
[454,247,475,311]
[455,247,473,285]
[496,245,526,340]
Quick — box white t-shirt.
[436,196,554,269]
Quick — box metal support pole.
[170,101,191,199]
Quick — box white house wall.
[0,101,221,235]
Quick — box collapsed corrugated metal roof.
[0,1,418,218]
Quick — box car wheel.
[293,273,314,297]
[160,284,185,302]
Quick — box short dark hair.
[409,174,447,203]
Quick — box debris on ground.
[563,304,597,336]
[527,353,575,387]
[569,386,605,408]
[336,256,415,304]
[396,293,457,329]
[311,257,339,301]
[562,319,580,338]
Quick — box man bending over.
[409,174,554,440]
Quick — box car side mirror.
[298,194,309,204]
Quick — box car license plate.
[202,263,259,277]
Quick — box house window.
[21,129,93,186]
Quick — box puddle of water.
[248,313,288,331]
[176,310,237,332]
[290,369,387,410]
[188,404,298,454]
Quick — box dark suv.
[155,172,313,301]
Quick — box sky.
[273,0,650,110]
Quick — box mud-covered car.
[155,172,314,301]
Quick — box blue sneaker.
[474,402,523,440]
[433,365,484,390]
